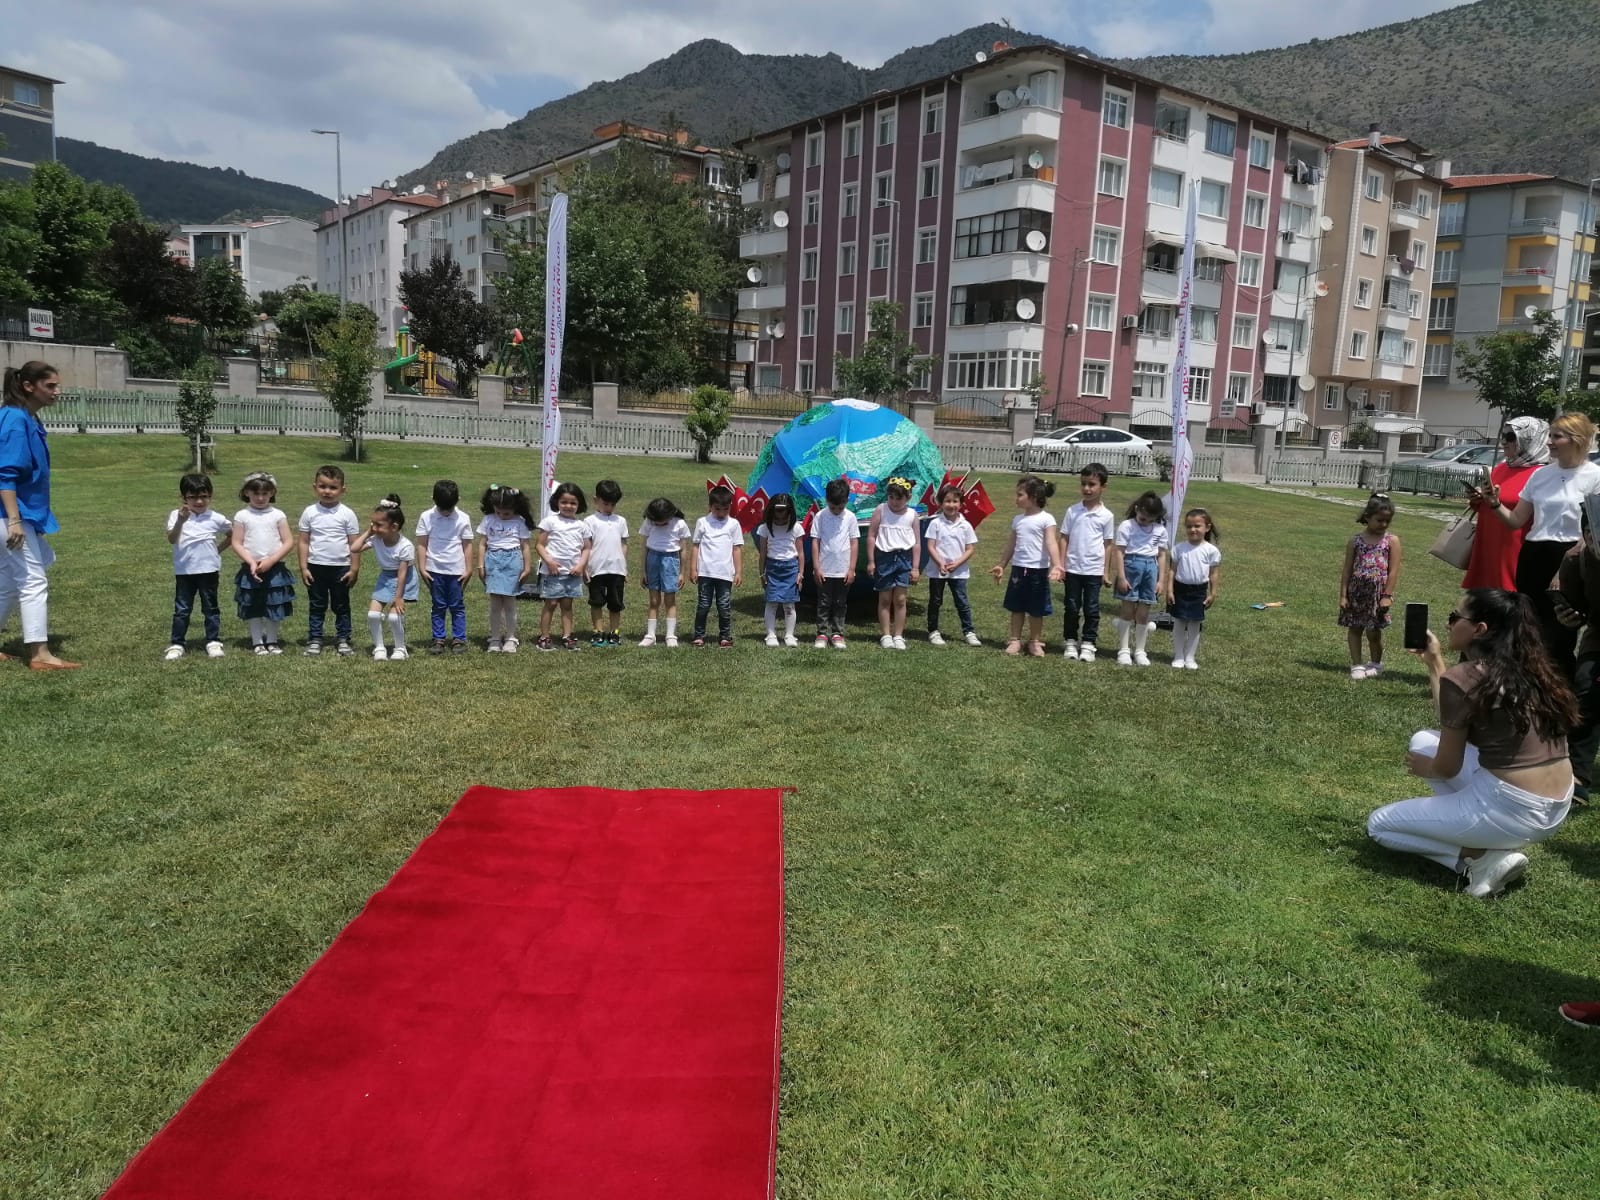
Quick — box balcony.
[1504,265,1555,288]
[739,172,791,206]
[1428,316,1456,332]
[957,106,1059,153]
[1378,305,1414,331]
[1511,216,1559,237]
[740,228,790,259]
[737,284,787,311]
[1384,255,1415,279]
[1433,268,1460,284]
[1141,268,1180,304]
[953,177,1055,221]
[949,252,1050,288]
[1374,358,1410,382]
[1388,201,1422,231]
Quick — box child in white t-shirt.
[164,472,233,660]
[1058,463,1116,662]
[990,475,1063,657]
[867,477,921,650]
[1112,490,1170,667]
[351,494,419,661]
[476,484,535,653]
[689,485,744,647]
[638,497,690,647]
[584,479,629,647]
[1166,508,1222,670]
[809,478,859,648]
[229,470,294,655]
[535,482,593,652]
[757,493,803,647]
[414,479,475,654]
[296,465,363,656]
[924,484,979,647]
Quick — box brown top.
[1439,659,1567,771]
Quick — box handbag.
[1428,508,1476,570]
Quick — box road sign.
[27,308,54,339]
[1327,429,1342,449]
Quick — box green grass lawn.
[5,435,1599,1200]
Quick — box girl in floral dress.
[1339,493,1402,680]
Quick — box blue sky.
[11,0,1474,195]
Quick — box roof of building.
[737,41,1342,149]
[1333,134,1412,150]
[1446,173,1559,190]
[0,64,65,86]
[507,121,723,181]
[396,185,515,225]
[316,190,440,231]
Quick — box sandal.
[1004,639,1022,656]
[1027,641,1045,657]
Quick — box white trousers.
[1366,730,1572,871]
[0,523,53,644]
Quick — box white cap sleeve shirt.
[415,508,474,573]
[584,512,630,575]
[1115,518,1167,557]
[643,517,691,553]
[1522,461,1600,542]
[168,508,232,574]
[756,523,802,561]
[537,514,592,574]
[233,507,285,560]
[1172,539,1221,584]
[810,509,860,577]
[925,515,978,579]
[1010,510,1056,568]
[1060,504,1115,576]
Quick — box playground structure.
[383,324,458,396]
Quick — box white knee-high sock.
[248,617,265,646]
[764,604,777,635]
[665,617,677,638]
[1187,625,1202,663]
[368,612,385,646]
[1133,620,1150,654]
[645,617,658,638]
[1115,617,1131,651]
[388,611,407,649]
[264,618,281,645]
[503,598,519,639]
[783,605,796,638]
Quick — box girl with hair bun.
[351,494,417,660]
[990,474,1063,657]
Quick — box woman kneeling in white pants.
[1367,589,1574,898]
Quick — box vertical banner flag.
[1167,187,1197,545]
[541,194,568,501]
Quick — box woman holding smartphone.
[1462,417,1547,591]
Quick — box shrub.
[684,384,733,463]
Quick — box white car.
[1014,425,1154,469]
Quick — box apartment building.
[177,218,318,299]
[399,182,513,305]
[1419,174,1597,432]
[0,65,60,182]
[316,188,441,345]
[504,121,735,222]
[735,43,1351,437]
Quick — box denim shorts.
[645,549,681,593]
[1003,566,1053,617]
[539,571,583,600]
[874,547,913,591]
[1117,554,1159,604]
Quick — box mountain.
[56,138,331,225]
[1126,0,1600,178]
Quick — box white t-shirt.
[692,513,745,580]
[1116,518,1168,558]
[477,513,531,552]
[298,502,360,566]
[584,511,630,576]
[232,506,286,560]
[414,507,474,573]
[925,514,978,579]
[1521,461,1600,542]
[811,507,860,577]
[1172,539,1222,585]
[873,503,920,551]
[642,516,691,553]
[757,522,802,562]
[1010,510,1056,569]
[168,508,232,574]
[1060,503,1116,576]
[368,534,416,574]
[537,513,592,575]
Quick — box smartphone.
[1403,602,1429,651]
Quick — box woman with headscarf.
[1461,416,1547,591]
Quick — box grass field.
[5,434,1599,1200]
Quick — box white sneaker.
[881,635,895,649]
[1364,661,1383,678]
[205,641,225,659]
[1078,644,1096,662]
[502,637,519,654]
[390,646,409,661]
[487,638,502,653]
[638,633,657,647]
[665,636,679,648]
[928,631,946,646]
[372,645,388,660]
[1063,639,1077,659]
[765,633,780,647]
[783,635,799,647]
[831,635,847,649]
[1350,664,1368,680]
[892,636,907,650]
[163,644,185,661]
[1133,651,1151,667]
[1117,649,1133,666]
[1465,849,1529,899]
[1172,658,1186,670]
[1184,659,1199,670]
[964,631,981,647]
[814,634,829,649]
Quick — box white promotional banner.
[1166,189,1197,545]
[541,193,568,501]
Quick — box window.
[917,228,937,264]
[806,132,823,169]
[844,122,862,158]
[1364,171,1383,201]
[1402,338,1418,366]
[1233,314,1256,347]
[1091,226,1119,264]
[1407,290,1422,318]
[837,303,855,334]
[1244,194,1267,228]
[1103,89,1130,128]
[1195,257,1226,282]
[1415,190,1432,218]
[1439,200,1465,236]
[1239,254,1262,287]
[874,173,894,204]
[913,293,934,327]
[1086,294,1114,331]
[1323,384,1343,412]
[1139,304,1174,337]
[953,209,1053,258]
[1155,100,1190,139]
[1189,366,1212,405]
[1410,239,1428,270]
[1355,279,1373,307]
[799,362,815,392]
[1082,361,1110,396]
[1279,202,1313,237]
[1350,330,1369,359]
[1150,167,1183,208]
[465,235,477,254]
[1192,307,1219,343]
[1147,242,1178,273]
[1098,158,1126,197]
[1198,180,1228,219]
[877,108,896,146]
[1275,261,1307,294]
[1133,361,1167,402]
[948,281,1046,326]
[1424,341,1453,377]
[871,235,890,271]
[801,306,817,337]
[839,243,857,275]
[912,365,933,392]
[1269,317,1306,353]
[805,192,821,226]
[801,249,819,281]
[1249,132,1273,170]
[1205,116,1236,157]
[14,81,42,106]
[921,163,940,199]
[945,348,1042,390]
[842,182,859,218]
[1224,373,1250,416]
[924,96,944,136]
[1360,226,1378,255]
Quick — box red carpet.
[104,787,785,1200]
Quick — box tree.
[27,161,134,313]
[275,283,372,355]
[99,220,197,328]
[833,301,936,401]
[317,314,379,458]
[399,255,490,397]
[176,357,219,470]
[0,181,38,305]
[193,257,254,342]
[1455,308,1564,418]
[684,384,732,464]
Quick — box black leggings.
[1515,538,1577,679]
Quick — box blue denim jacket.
[0,405,57,535]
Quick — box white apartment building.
[178,218,318,298]
[316,187,440,345]
[399,183,513,306]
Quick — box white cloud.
[1197,0,1473,54]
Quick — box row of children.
[162,463,1222,664]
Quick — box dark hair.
[550,481,587,513]
[594,479,623,504]
[316,464,346,485]
[1016,475,1056,507]
[179,473,213,496]
[373,493,406,530]
[1459,589,1580,741]
[936,483,965,504]
[1126,490,1165,521]
[3,360,57,407]
[1183,507,1219,543]
[765,492,797,531]
[481,484,536,527]
[643,496,684,523]
[1357,492,1395,524]
[238,472,277,502]
[824,478,850,505]
[432,479,459,509]
[708,485,734,507]
[885,479,912,499]
[1080,463,1109,486]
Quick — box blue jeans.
[693,578,733,640]
[1063,573,1103,645]
[306,563,352,643]
[927,577,973,634]
[171,571,220,644]
[429,574,466,641]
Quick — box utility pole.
[312,130,345,319]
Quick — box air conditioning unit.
[1251,401,1267,420]
[1280,230,1296,244]
[1121,314,1139,330]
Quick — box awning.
[1142,230,1237,262]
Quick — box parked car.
[1014,425,1154,471]
[1388,442,1497,495]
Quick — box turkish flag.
[961,480,996,527]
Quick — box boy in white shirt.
[1058,463,1116,662]
[924,484,980,646]
[164,473,233,660]
[809,478,859,648]
[688,485,744,647]
[414,479,475,654]
[584,478,630,647]
[296,465,362,656]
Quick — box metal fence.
[1263,458,1392,489]
[618,387,812,419]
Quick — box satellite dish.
[1015,86,1033,104]
[996,90,1019,110]
[1318,215,1335,232]
[411,185,425,195]
[1297,373,1316,392]
[465,171,475,181]
[1025,229,1047,252]
[1261,330,1279,347]
[383,178,397,189]
[1027,151,1045,170]
[1313,280,1330,298]
[772,210,790,229]
[1524,304,1540,319]
[746,265,764,283]
[772,321,786,339]
[776,152,792,171]
[975,51,989,63]
[1015,298,1037,320]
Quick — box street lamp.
[1555,174,1600,405]
[312,129,345,319]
